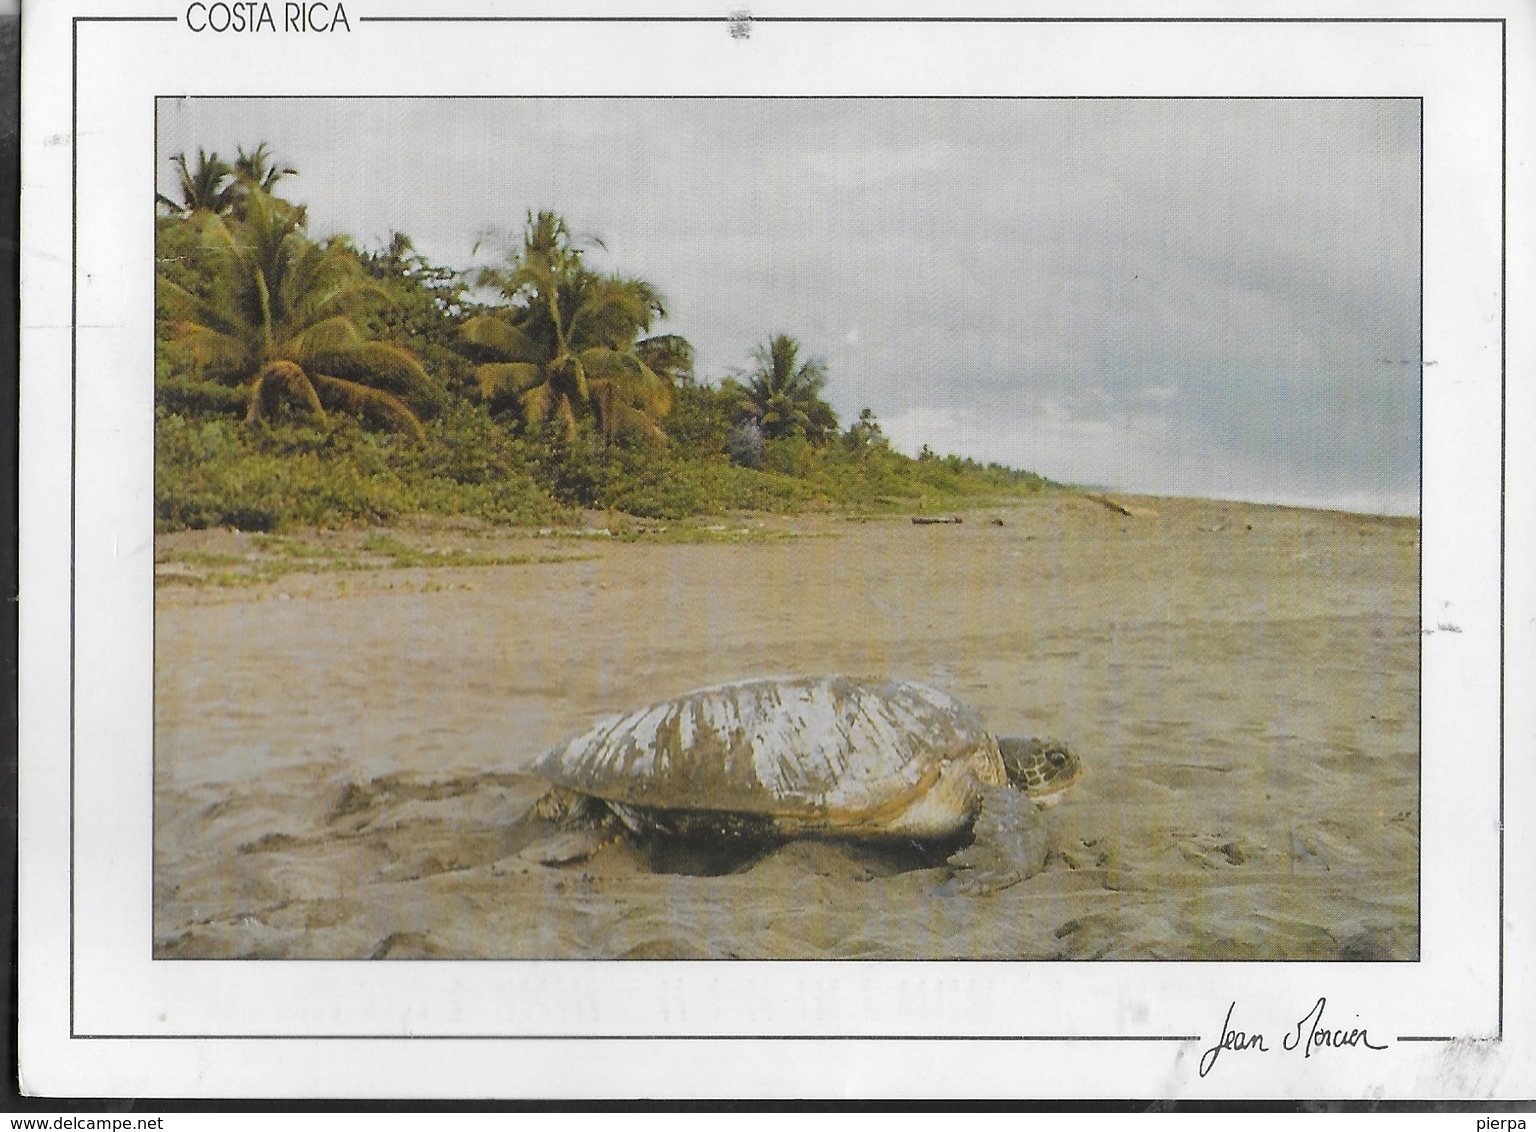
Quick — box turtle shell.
[532,675,1006,831]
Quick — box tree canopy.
[732,333,839,444]
[463,210,686,444]
[158,187,433,439]
[156,148,237,218]
[154,145,1055,532]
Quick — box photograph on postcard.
[151,95,1422,963]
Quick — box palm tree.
[233,142,297,195]
[228,142,307,225]
[844,407,889,452]
[735,334,839,443]
[635,333,695,388]
[156,149,237,217]
[157,189,432,439]
[462,211,682,444]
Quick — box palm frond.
[164,149,236,216]
[461,314,540,361]
[189,209,241,257]
[590,386,668,445]
[613,401,669,444]
[284,243,386,327]
[247,359,325,423]
[567,275,664,347]
[464,210,692,444]
[311,341,433,398]
[635,334,694,385]
[158,276,252,340]
[158,188,437,436]
[581,349,672,413]
[518,381,556,434]
[280,315,362,361]
[795,354,830,393]
[310,374,426,441]
[476,361,544,405]
[164,321,253,375]
[234,143,298,194]
[550,393,579,442]
[582,349,672,446]
[737,333,838,441]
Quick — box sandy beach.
[153,493,1420,961]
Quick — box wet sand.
[153,494,1420,960]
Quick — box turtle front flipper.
[529,786,606,825]
[516,787,624,867]
[944,784,1051,896]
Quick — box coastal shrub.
[157,414,410,530]
[725,419,764,469]
[597,448,823,519]
[155,409,567,531]
[155,395,1056,532]
[535,431,607,510]
[704,461,826,513]
[761,435,812,478]
[667,383,735,458]
[156,377,251,419]
[411,401,543,487]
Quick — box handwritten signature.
[1199,997,1388,1078]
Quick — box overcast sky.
[160,97,1421,514]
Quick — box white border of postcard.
[19,0,1536,1100]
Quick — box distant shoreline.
[153,491,1420,596]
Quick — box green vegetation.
[729,333,838,445]
[464,210,678,446]
[156,145,1059,534]
[155,530,591,588]
[159,190,434,438]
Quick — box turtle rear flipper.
[945,785,1050,896]
[519,825,622,867]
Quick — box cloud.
[881,406,961,456]
[885,399,1415,515]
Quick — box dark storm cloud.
[159,96,1420,513]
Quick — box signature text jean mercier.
[1200,997,1388,1078]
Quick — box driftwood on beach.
[1082,491,1160,520]
[912,515,963,525]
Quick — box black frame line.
[59,13,1502,1049]
[68,1033,1204,1042]
[1498,17,1508,1045]
[67,12,184,1047]
[173,93,1424,102]
[359,15,1504,23]
[1415,94,1425,999]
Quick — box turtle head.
[997,737,1082,808]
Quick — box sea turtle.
[518,675,1082,893]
